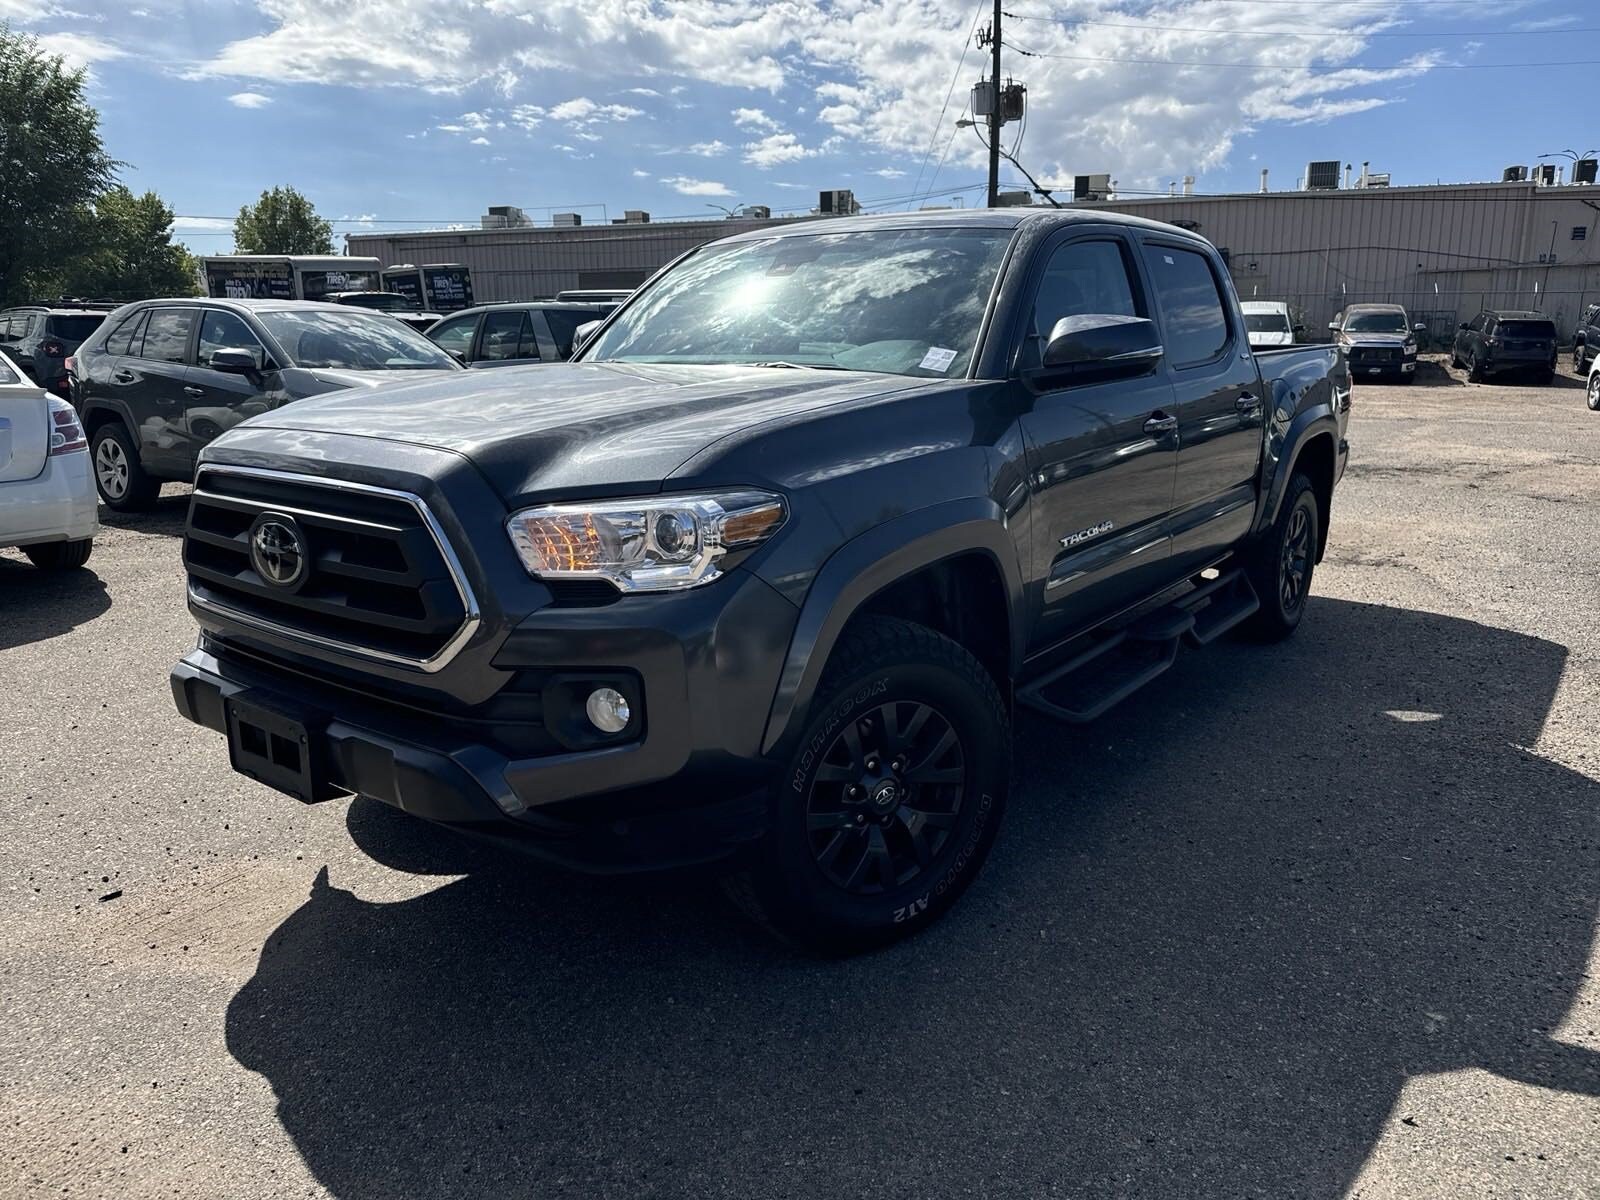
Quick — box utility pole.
[987,0,1002,207]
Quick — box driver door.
[1014,229,1179,652]
[185,308,280,455]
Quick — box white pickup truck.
[0,350,97,569]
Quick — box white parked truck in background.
[1240,301,1301,349]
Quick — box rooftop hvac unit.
[1304,160,1342,190]
[552,212,582,227]
[818,189,858,215]
[1503,164,1529,182]
[1073,173,1112,201]
[996,190,1033,207]
[1362,172,1391,188]
[740,205,771,219]
[1535,164,1558,186]
[1575,158,1598,185]
[481,204,530,228]
[623,209,650,223]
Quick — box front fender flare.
[760,498,1025,756]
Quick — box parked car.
[1329,303,1423,382]
[425,301,613,366]
[0,303,114,399]
[554,288,632,306]
[169,208,1349,953]
[1451,310,1558,384]
[1240,300,1301,348]
[1574,303,1600,373]
[71,299,461,510]
[0,350,96,569]
[325,290,439,335]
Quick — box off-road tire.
[90,422,158,511]
[725,616,1009,955]
[22,538,93,570]
[1240,471,1319,643]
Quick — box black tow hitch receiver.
[224,692,343,804]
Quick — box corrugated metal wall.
[347,216,813,304]
[1079,181,1600,339]
[348,184,1600,339]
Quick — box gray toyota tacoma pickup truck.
[170,209,1350,952]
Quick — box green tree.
[0,23,117,305]
[60,186,199,300]
[234,186,334,255]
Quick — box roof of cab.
[714,206,1211,245]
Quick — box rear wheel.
[726,616,1009,954]
[1467,353,1485,383]
[22,538,93,570]
[90,423,158,511]
[1586,371,1600,411]
[1241,472,1319,642]
[1576,344,1588,373]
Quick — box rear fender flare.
[1253,392,1339,538]
[760,498,1025,756]
[79,398,139,439]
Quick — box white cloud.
[338,212,378,226]
[228,91,272,108]
[632,168,651,178]
[170,216,234,233]
[871,167,906,179]
[660,175,733,197]
[684,139,728,157]
[733,106,779,131]
[187,0,1462,188]
[35,30,124,70]
[627,86,661,97]
[743,132,816,169]
[470,135,490,144]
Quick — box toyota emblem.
[248,513,307,589]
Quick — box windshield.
[337,293,419,312]
[1499,319,1555,339]
[258,310,457,370]
[583,227,1013,377]
[1344,311,1408,333]
[1244,312,1291,333]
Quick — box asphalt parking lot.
[4,355,1598,1199]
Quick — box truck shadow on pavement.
[226,599,1600,1199]
[0,558,110,650]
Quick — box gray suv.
[70,299,461,509]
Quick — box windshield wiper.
[749,360,852,371]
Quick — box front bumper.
[0,451,98,548]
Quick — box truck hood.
[230,361,925,501]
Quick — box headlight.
[1403,337,1417,354]
[506,490,786,593]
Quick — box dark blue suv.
[0,303,114,398]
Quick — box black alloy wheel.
[1279,502,1313,615]
[803,699,965,895]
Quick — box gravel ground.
[3,356,1597,1199]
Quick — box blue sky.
[7,0,1594,252]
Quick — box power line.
[912,0,987,202]
[1001,10,1598,37]
[1006,39,1600,69]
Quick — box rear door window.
[139,309,197,364]
[478,310,530,361]
[1142,244,1230,366]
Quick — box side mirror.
[209,348,261,375]
[1458,323,1471,332]
[1413,322,1427,333]
[572,320,603,353]
[1039,314,1162,374]
[1327,321,1341,331]
[1293,323,1305,333]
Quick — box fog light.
[585,687,631,734]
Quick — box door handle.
[1235,392,1261,413]
[1143,412,1178,435]
[183,386,204,397]
[113,370,134,383]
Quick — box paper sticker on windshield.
[919,347,958,373]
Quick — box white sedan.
[0,350,97,569]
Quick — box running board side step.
[1017,569,1260,724]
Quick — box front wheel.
[23,538,93,570]
[1240,472,1320,642]
[1576,345,1588,374]
[1587,372,1600,411]
[726,616,1009,954]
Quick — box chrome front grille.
[184,466,480,672]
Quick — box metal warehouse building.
[347,180,1600,340]
[1080,179,1600,342]
[346,214,812,305]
